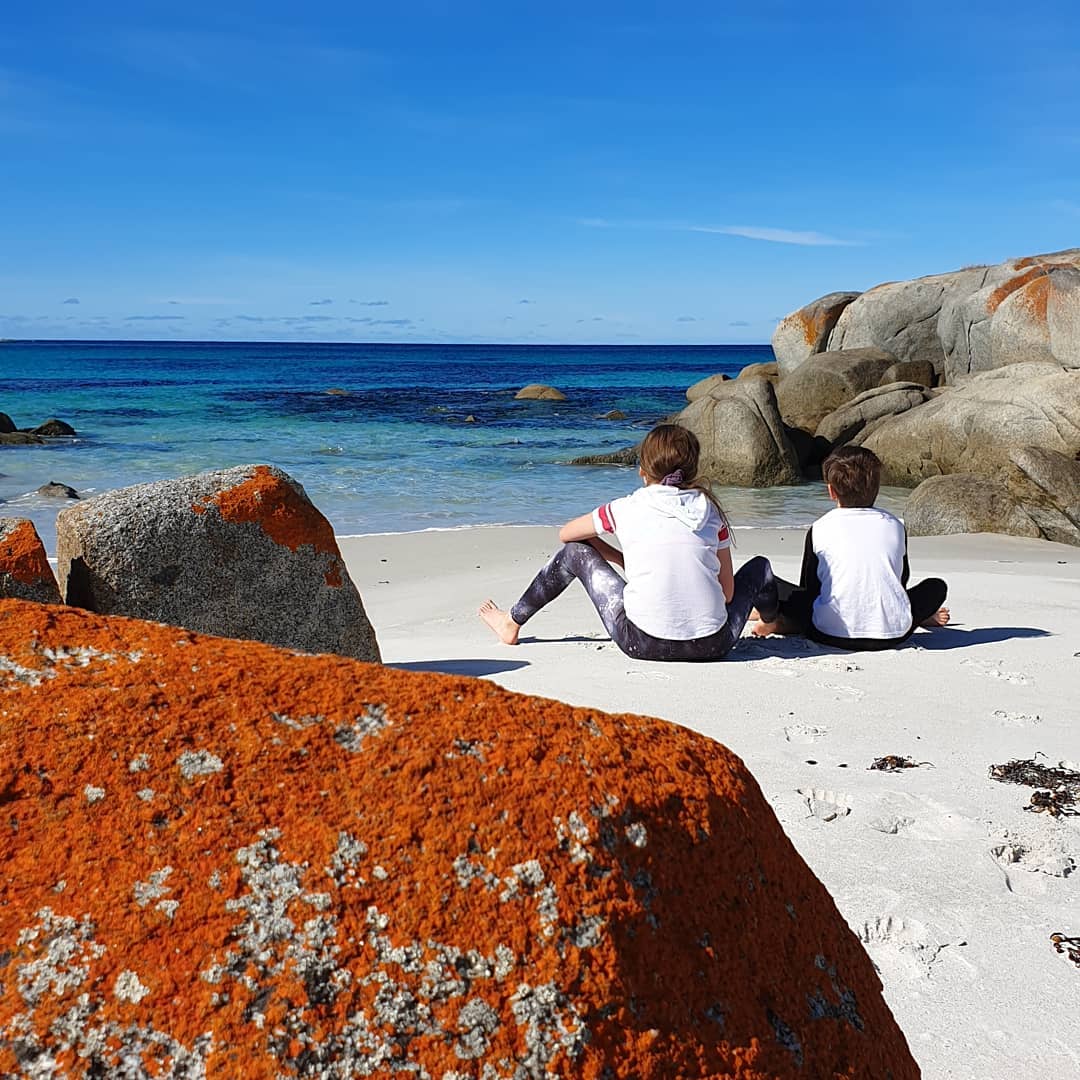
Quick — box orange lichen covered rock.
[0,518,61,604]
[772,292,860,376]
[0,600,918,1079]
[54,464,379,661]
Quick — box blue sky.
[2,1,1078,344]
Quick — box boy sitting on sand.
[752,445,950,650]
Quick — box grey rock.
[32,418,77,437]
[685,373,730,402]
[599,409,627,420]
[1007,446,1080,546]
[858,363,1080,487]
[0,412,14,434]
[0,517,62,604]
[55,464,380,661]
[777,347,898,434]
[37,481,80,499]
[815,383,930,446]
[879,360,935,388]
[325,387,349,396]
[567,445,639,467]
[736,361,779,382]
[904,474,1040,539]
[827,269,989,374]
[772,292,860,375]
[676,379,801,487]
[514,384,567,401]
[0,432,43,445]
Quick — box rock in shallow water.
[514,383,567,401]
[55,464,380,661]
[0,599,918,1078]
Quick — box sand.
[339,526,1080,1079]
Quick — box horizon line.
[0,337,774,349]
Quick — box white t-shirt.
[811,507,912,640]
[592,485,731,640]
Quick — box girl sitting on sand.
[479,423,780,661]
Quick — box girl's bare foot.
[751,619,778,638]
[922,606,950,628]
[478,600,521,645]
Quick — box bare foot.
[751,619,779,638]
[478,600,521,645]
[922,606,950,628]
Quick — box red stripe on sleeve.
[718,523,729,543]
[598,503,615,533]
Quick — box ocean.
[0,340,907,554]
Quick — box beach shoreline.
[340,525,1080,1078]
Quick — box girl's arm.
[558,513,598,543]
[718,546,735,603]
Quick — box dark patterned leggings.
[510,541,779,661]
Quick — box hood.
[641,484,712,530]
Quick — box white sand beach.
[341,526,1080,1080]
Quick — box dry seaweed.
[988,758,1080,818]
[1051,933,1080,968]
[868,756,931,772]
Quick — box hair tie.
[661,469,684,486]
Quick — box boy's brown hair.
[822,445,881,507]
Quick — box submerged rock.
[568,445,639,467]
[0,432,43,445]
[0,598,919,1078]
[0,519,61,604]
[36,480,80,499]
[514,383,567,401]
[55,464,380,661]
[31,418,77,437]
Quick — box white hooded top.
[592,485,730,640]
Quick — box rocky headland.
[573,248,1080,546]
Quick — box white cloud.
[577,217,857,246]
[691,224,858,247]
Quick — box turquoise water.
[0,340,906,553]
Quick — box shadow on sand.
[900,625,1050,651]
[391,658,531,677]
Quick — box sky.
[2,1,1079,344]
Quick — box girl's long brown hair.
[638,424,731,536]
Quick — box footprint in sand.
[751,656,801,678]
[802,656,862,674]
[992,709,1042,725]
[798,788,852,822]
[990,830,1076,895]
[784,723,828,744]
[815,682,865,699]
[857,916,963,981]
[961,659,1030,685]
[867,815,915,835]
